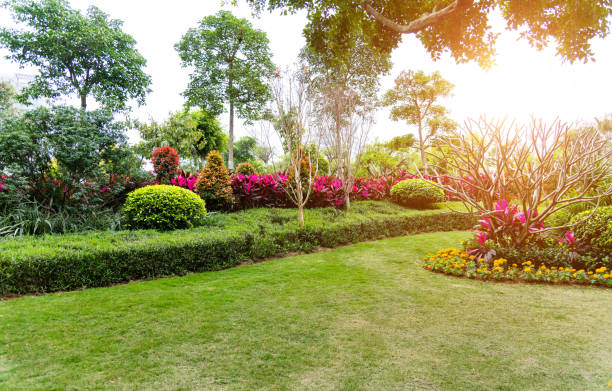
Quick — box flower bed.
[422,248,611,287]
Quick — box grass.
[1,231,611,390]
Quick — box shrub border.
[0,207,474,295]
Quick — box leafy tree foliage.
[134,109,227,169]
[176,10,275,169]
[242,0,612,69]
[0,106,128,179]
[383,70,456,174]
[0,0,151,111]
[0,81,16,113]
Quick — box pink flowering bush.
[170,173,198,192]
[232,173,289,209]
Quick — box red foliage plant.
[152,146,180,183]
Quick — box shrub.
[195,150,234,211]
[390,179,444,208]
[232,173,289,209]
[152,146,180,183]
[235,162,257,175]
[571,206,612,267]
[122,185,207,230]
[0,201,475,294]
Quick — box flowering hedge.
[166,169,465,210]
[423,248,611,287]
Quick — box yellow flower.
[536,271,542,276]
[588,271,593,275]
[512,263,517,267]
[477,269,481,273]
[558,267,564,272]
[604,274,610,279]
[524,267,532,273]
[572,273,577,278]
[427,265,432,270]
[593,274,599,279]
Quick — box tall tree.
[0,0,151,111]
[242,1,611,68]
[176,10,275,169]
[383,70,456,174]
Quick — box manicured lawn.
[1,231,610,390]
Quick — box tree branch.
[361,0,474,34]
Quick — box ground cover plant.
[0,201,473,295]
[1,231,611,390]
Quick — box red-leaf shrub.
[152,146,180,183]
[232,173,289,209]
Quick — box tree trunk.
[298,204,304,227]
[80,94,87,111]
[228,99,234,170]
[227,69,235,170]
[418,122,428,174]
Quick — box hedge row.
[0,201,475,295]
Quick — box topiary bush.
[122,184,206,230]
[571,205,612,267]
[195,150,234,211]
[390,178,444,208]
[152,146,180,183]
[235,162,257,175]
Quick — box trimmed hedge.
[391,179,445,208]
[0,201,474,295]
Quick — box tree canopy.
[242,0,612,69]
[383,70,456,173]
[134,109,227,169]
[0,0,151,111]
[175,10,275,169]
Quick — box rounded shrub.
[235,162,257,175]
[122,185,206,230]
[570,205,612,260]
[390,178,444,208]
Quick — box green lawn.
[1,231,610,390]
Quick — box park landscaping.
[1,231,611,391]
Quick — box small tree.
[194,150,233,211]
[383,70,456,174]
[425,118,612,248]
[152,146,180,183]
[176,10,275,170]
[316,83,373,210]
[267,68,320,227]
[0,0,151,111]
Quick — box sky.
[1,0,611,144]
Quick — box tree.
[0,106,127,180]
[175,10,275,169]
[0,81,15,113]
[134,110,227,169]
[0,0,151,112]
[243,1,611,69]
[383,70,456,174]
[267,68,320,227]
[425,118,612,248]
[232,136,257,166]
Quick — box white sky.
[1,0,611,144]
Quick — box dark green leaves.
[0,0,151,111]
[175,10,275,122]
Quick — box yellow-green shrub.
[390,179,444,208]
[122,185,206,230]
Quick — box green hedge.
[0,201,475,295]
